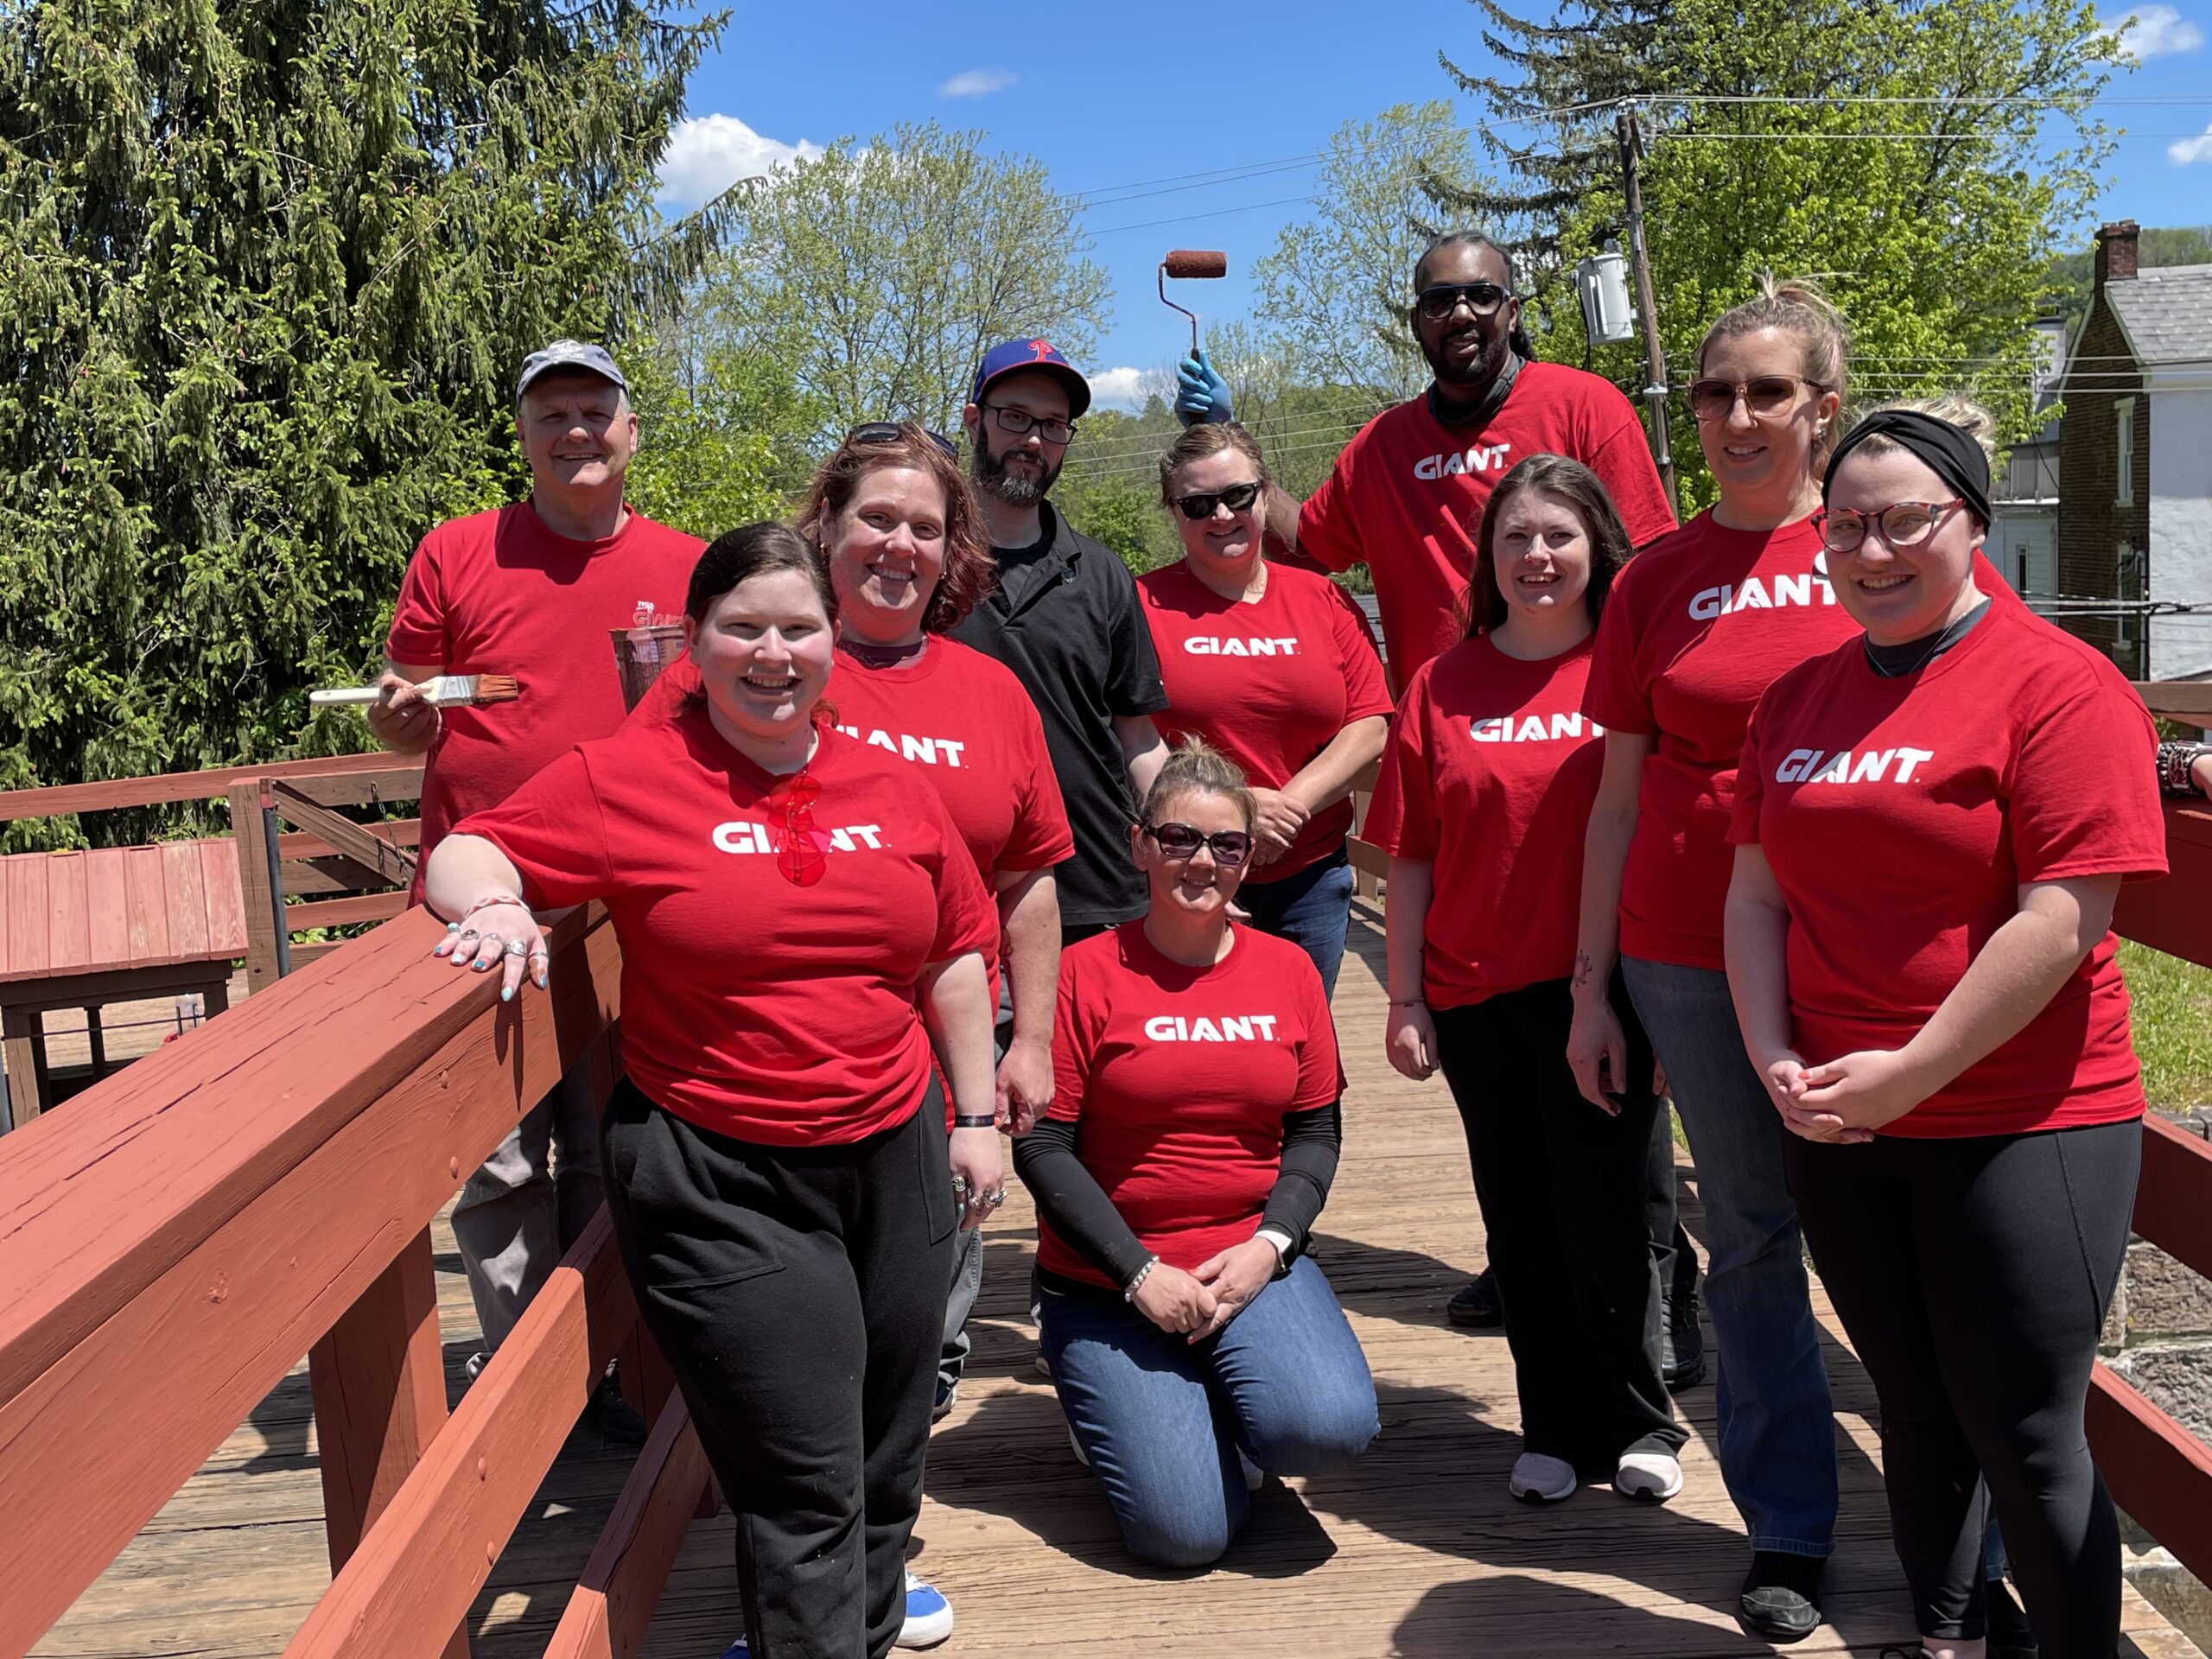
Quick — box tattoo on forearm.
[1573,950,1594,989]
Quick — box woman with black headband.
[1726,399,2166,1659]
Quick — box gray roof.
[2108,264,2212,365]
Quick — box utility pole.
[1614,103,1680,518]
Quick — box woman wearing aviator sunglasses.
[424,524,1002,1659]
[1728,402,2164,1659]
[1013,739,1377,1567]
[1135,423,1391,997]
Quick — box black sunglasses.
[848,422,958,459]
[1142,821,1254,866]
[1171,480,1264,521]
[1415,282,1512,323]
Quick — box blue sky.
[663,0,2212,408]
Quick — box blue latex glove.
[1174,348,1235,426]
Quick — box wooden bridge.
[4,802,2212,1656]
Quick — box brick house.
[2056,219,2212,680]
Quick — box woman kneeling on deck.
[424,524,1002,1659]
[1370,454,1688,1508]
[1014,739,1378,1568]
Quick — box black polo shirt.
[951,501,1167,928]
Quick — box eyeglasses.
[979,403,1077,446]
[1414,283,1512,323]
[1687,375,1830,423]
[1171,480,1263,521]
[774,771,826,887]
[847,422,958,459]
[1811,499,1967,552]
[1142,822,1255,867]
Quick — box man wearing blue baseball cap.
[952,340,1168,943]
[370,339,702,1444]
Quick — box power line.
[1081,194,1319,238]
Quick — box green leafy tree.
[697,124,1110,437]
[0,0,729,842]
[1252,101,1492,403]
[1439,0,2120,507]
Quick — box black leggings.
[1432,976,1683,1470]
[600,1077,957,1659]
[1785,1118,2139,1654]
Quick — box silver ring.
[447,921,461,933]
[528,946,550,961]
[950,1174,969,1192]
[984,1190,1007,1208]
[458,929,480,943]
[505,938,527,957]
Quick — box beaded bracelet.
[1122,1255,1160,1303]
[2158,741,2211,798]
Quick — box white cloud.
[938,67,1017,99]
[2114,4,2205,58]
[657,114,821,207]
[1088,367,1149,410]
[2171,120,2212,164]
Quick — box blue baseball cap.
[970,338,1091,418]
[516,339,627,402]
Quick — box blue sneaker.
[898,1570,955,1648]
[717,1642,748,1658]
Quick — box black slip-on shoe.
[1662,1287,1707,1390]
[1446,1266,1504,1328]
[1738,1550,1825,1642]
[1987,1573,2038,1657]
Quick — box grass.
[2121,939,2212,1121]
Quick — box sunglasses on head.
[1415,282,1511,323]
[1142,821,1254,867]
[848,422,958,460]
[1171,480,1263,521]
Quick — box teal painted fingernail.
[501,984,514,1001]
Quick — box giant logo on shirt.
[1688,558,1836,621]
[1773,747,1936,785]
[1143,1014,1281,1042]
[1183,637,1300,657]
[1413,441,1514,481]
[1471,712,1604,744]
[834,726,968,767]
[712,821,887,855]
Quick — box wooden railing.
[0,903,708,1659]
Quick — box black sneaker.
[1446,1266,1503,1328]
[931,1378,959,1424]
[582,1366,650,1448]
[1986,1573,2038,1657]
[1738,1551,1824,1642]
[1662,1286,1706,1390]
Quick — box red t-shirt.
[1297,364,1676,683]
[455,711,996,1147]
[1136,561,1393,882]
[1582,512,1858,970]
[1040,922,1343,1289]
[1366,635,1605,1008]
[386,501,704,868]
[1732,601,2165,1137]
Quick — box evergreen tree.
[1435,0,2119,504]
[0,0,730,842]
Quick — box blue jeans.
[1038,1255,1378,1567]
[1240,847,1355,1001]
[1621,956,1838,1557]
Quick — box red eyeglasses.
[774,771,826,887]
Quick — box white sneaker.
[1614,1448,1684,1503]
[1238,1447,1265,1491]
[896,1570,954,1648]
[1509,1452,1578,1503]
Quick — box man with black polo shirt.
[952,340,1169,944]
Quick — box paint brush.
[309,674,520,709]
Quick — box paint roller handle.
[1173,347,1235,429]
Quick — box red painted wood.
[543,1395,711,1659]
[122,845,169,966]
[162,841,211,961]
[0,751,401,823]
[200,839,248,956]
[282,1209,639,1659]
[2133,1111,2212,1286]
[6,857,49,977]
[44,854,91,973]
[2088,1361,2212,1585]
[84,848,131,969]
[2116,802,2212,972]
[283,892,410,931]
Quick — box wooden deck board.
[31,901,2204,1658]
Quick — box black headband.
[1823,409,1992,528]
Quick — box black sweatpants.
[1432,975,1684,1471]
[1786,1118,2139,1654]
[601,1076,957,1659]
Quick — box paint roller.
[1158,249,1228,357]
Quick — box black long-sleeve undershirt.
[1011,1102,1343,1289]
